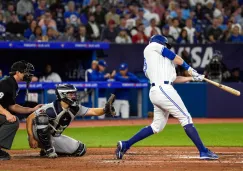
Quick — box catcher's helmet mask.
[56,84,80,106]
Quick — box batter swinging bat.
[203,78,241,96]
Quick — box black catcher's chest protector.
[36,100,80,137]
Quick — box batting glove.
[188,67,199,77]
[192,74,205,82]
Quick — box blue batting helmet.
[149,35,172,49]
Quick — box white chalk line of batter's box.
[101,160,243,164]
[128,151,243,154]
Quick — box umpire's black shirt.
[0,76,18,109]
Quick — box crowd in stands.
[0,0,242,43]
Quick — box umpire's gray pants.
[0,115,19,149]
[33,125,80,154]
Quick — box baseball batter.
[26,84,115,158]
[116,35,218,160]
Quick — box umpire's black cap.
[10,60,34,75]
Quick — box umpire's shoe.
[116,141,129,159]
[0,149,11,160]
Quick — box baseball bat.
[203,78,241,96]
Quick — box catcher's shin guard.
[73,142,86,156]
[35,114,56,157]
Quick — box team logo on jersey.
[70,14,78,23]
[143,57,147,73]
[0,92,4,99]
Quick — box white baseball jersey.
[143,41,192,133]
[143,42,177,84]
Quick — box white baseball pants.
[149,84,193,133]
[113,100,130,118]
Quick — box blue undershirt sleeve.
[161,47,176,60]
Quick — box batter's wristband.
[181,61,190,70]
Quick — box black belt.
[151,81,172,87]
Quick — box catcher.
[26,84,116,158]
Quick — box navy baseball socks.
[183,124,218,160]
[116,124,218,160]
[116,126,154,159]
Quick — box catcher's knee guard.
[73,142,86,156]
[35,114,53,152]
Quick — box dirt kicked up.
[1,147,243,171]
[4,118,243,171]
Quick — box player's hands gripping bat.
[187,67,199,77]
[187,67,205,82]
[103,94,116,116]
[192,74,205,82]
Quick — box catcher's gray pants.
[33,125,80,154]
[0,115,19,149]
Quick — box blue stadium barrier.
[18,82,149,118]
[0,42,109,49]
[17,82,243,118]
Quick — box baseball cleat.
[45,148,58,158]
[200,148,219,160]
[115,141,128,159]
[0,149,10,160]
[40,149,46,157]
[40,148,58,158]
[47,152,58,158]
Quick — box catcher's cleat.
[115,141,129,159]
[200,148,219,160]
[40,148,58,158]
[40,149,46,157]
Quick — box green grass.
[12,123,243,149]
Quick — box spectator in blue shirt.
[181,2,190,20]
[24,20,37,39]
[136,8,149,28]
[228,25,243,43]
[82,0,91,9]
[177,29,189,44]
[35,0,47,20]
[29,25,43,41]
[97,60,110,119]
[64,1,81,27]
[38,10,57,36]
[113,63,139,119]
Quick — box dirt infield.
[1,147,243,171]
[3,118,243,171]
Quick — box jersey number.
[0,92,4,99]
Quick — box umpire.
[0,60,42,160]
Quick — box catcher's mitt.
[103,94,116,116]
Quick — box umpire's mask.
[10,60,35,83]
